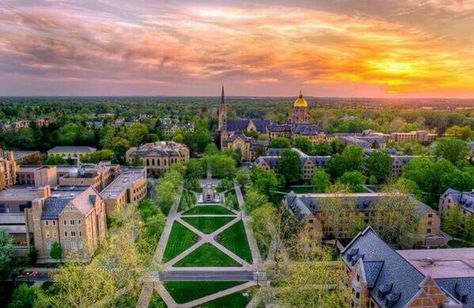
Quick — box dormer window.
[377,283,393,299]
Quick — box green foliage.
[277,149,301,184]
[0,230,14,274]
[216,178,234,192]
[445,125,473,140]
[235,167,251,186]
[341,145,364,171]
[434,137,469,164]
[155,170,183,214]
[364,150,393,183]
[49,241,63,261]
[204,153,237,179]
[311,168,330,193]
[126,123,149,146]
[269,137,291,148]
[80,149,115,163]
[311,141,333,155]
[252,168,279,196]
[8,284,43,308]
[326,154,346,180]
[293,136,312,154]
[338,171,366,192]
[443,206,462,235]
[244,188,269,213]
[43,155,68,165]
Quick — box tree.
[319,186,356,242]
[465,215,474,242]
[445,125,473,140]
[338,171,366,192]
[330,138,345,154]
[252,168,279,196]
[205,154,237,179]
[341,145,364,171]
[127,123,149,146]
[9,284,43,308]
[181,159,205,179]
[21,152,44,165]
[443,206,462,235]
[110,137,130,163]
[311,169,330,193]
[311,141,332,155]
[370,185,419,246]
[434,137,469,164]
[294,137,312,154]
[277,150,301,184]
[50,241,63,262]
[236,167,251,187]
[244,188,268,213]
[43,155,67,165]
[0,230,13,274]
[364,150,392,183]
[326,154,346,180]
[269,137,291,148]
[80,149,115,163]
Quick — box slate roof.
[435,277,474,307]
[293,123,323,135]
[441,188,474,214]
[41,187,98,219]
[250,119,272,132]
[342,227,427,308]
[266,148,286,156]
[48,146,96,153]
[283,193,433,222]
[227,119,250,132]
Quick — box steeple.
[218,85,227,133]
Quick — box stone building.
[255,148,330,180]
[341,227,462,308]
[126,141,189,176]
[224,131,268,161]
[292,90,309,123]
[100,167,147,212]
[0,149,17,190]
[30,186,106,262]
[58,162,119,191]
[439,188,474,226]
[284,192,445,247]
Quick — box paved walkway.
[137,181,261,307]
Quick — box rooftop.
[48,146,96,153]
[101,167,146,199]
[0,186,45,201]
[397,248,474,279]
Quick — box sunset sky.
[1,0,474,97]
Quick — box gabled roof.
[342,227,427,308]
[250,119,272,132]
[442,188,474,213]
[227,119,250,132]
[42,187,99,219]
[435,277,474,307]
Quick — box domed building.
[292,90,309,124]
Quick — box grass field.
[163,221,199,262]
[173,243,241,267]
[215,220,252,263]
[181,216,234,234]
[199,289,254,307]
[148,291,167,308]
[164,281,245,304]
[182,205,234,215]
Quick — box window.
[70,220,75,225]
[64,231,68,237]
[45,220,49,226]
[53,220,56,226]
[428,221,432,225]
[79,231,82,237]
[71,231,76,237]
[64,220,67,225]
[427,228,432,233]
[78,220,81,225]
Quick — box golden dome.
[293,90,308,107]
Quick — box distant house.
[439,188,474,225]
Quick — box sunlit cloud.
[0,0,473,97]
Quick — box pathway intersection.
[137,180,263,308]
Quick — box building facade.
[47,146,96,161]
[126,141,189,176]
[0,150,17,190]
[284,192,445,247]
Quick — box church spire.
[221,85,225,104]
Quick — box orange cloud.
[0,1,473,97]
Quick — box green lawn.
[181,216,234,234]
[199,289,254,308]
[163,221,199,262]
[183,205,234,215]
[215,220,252,263]
[148,291,166,308]
[173,243,241,267]
[164,281,245,304]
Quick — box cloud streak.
[0,0,473,97]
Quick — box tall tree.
[311,169,330,193]
[277,150,301,184]
[0,230,13,274]
[364,150,393,183]
[338,171,366,192]
[269,137,291,148]
[326,154,346,180]
[294,136,312,154]
[341,145,364,171]
[434,137,469,164]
